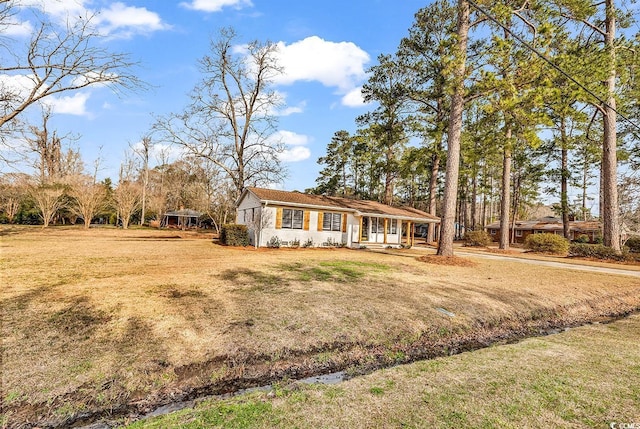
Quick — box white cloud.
[44,92,91,116]
[0,74,38,96]
[271,130,311,162]
[274,36,370,94]
[95,2,171,36]
[341,87,366,107]
[130,140,184,164]
[24,0,88,18]
[277,101,306,116]
[0,73,90,116]
[1,16,34,37]
[276,130,309,146]
[21,0,169,38]
[72,71,118,87]
[179,0,253,12]
[279,146,311,163]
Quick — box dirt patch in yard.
[416,255,477,267]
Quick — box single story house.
[236,187,440,248]
[161,209,203,229]
[485,216,602,243]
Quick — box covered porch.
[357,215,433,247]
[161,209,203,229]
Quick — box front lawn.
[2,226,639,427]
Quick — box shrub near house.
[524,233,569,255]
[463,230,491,247]
[220,224,249,246]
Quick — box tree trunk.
[561,141,570,239]
[437,0,469,257]
[499,130,512,250]
[602,0,621,252]
[471,170,477,230]
[582,161,588,221]
[427,142,442,243]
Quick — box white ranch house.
[236,187,440,248]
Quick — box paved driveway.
[454,250,640,278]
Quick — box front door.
[361,217,369,241]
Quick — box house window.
[515,230,522,237]
[322,212,342,231]
[371,218,381,233]
[386,219,398,234]
[282,209,303,229]
[490,229,496,235]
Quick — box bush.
[573,234,590,244]
[570,243,640,262]
[463,230,491,247]
[624,236,640,253]
[524,233,569,255]
[302,238,314,248]
[267,236,281,248]
[220,224,249,246]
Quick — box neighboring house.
[161,209,202,229]
[485,216,602,243]
[236,187,440,248]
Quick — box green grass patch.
[128,397,278,429]
[280,260,391,283]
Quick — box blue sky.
[7,0,429,191]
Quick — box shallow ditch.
[10,303,640,429]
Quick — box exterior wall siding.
[258,206,349,247]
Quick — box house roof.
[164,209,202,217]
[241,187,440,223]
[485,218,601,232]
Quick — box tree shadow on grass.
[219,268,290,293]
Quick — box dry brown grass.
[416,254,477,267]
[2,226,640,427]
[129,315,640,428]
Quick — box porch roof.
[164,209,202,218]
[485,219,601,232]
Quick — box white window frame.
[282,208,303,229]
[322,212,342,231]
[515,229,523,237]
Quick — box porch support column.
[359,216,363,242]
[412,222,416,245]
[409,221,414,246]
[384,218,388,244]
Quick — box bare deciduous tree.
[113,180,140,229]
[132,136,152,225]
[154,27,286,199]
[0,2,142,142]
[245,206,272,248]
[29,182,66,227]
[67,174,107,228]
[25,107,83,184]
[113,158,141,229]
[0,172,28,223]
